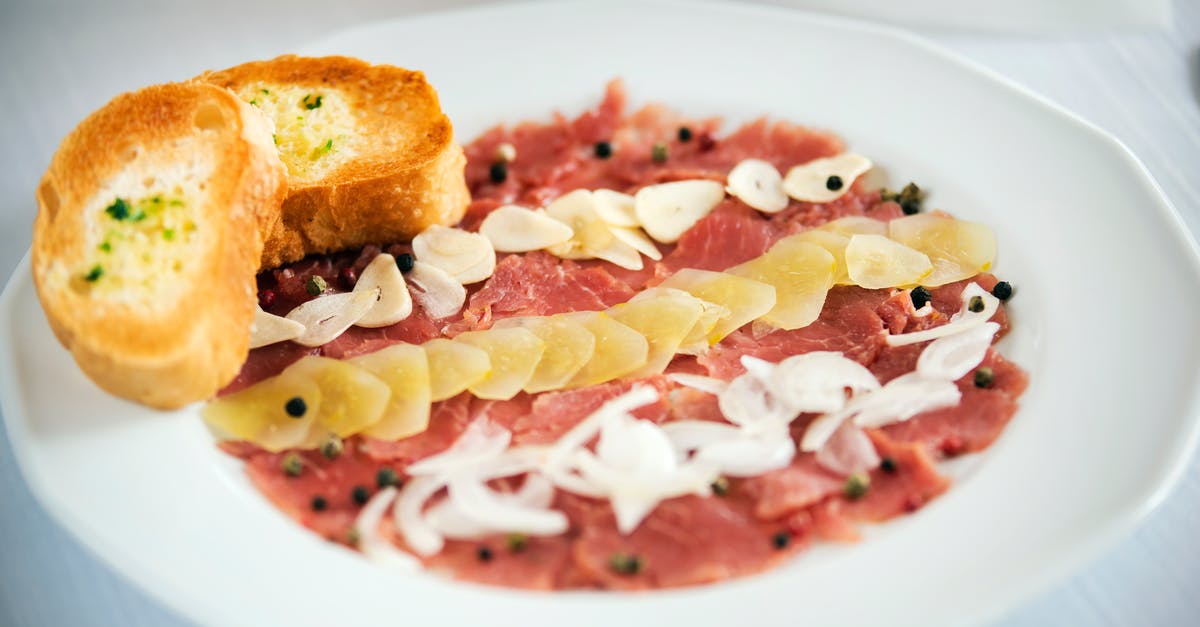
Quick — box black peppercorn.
[825,175,844,191]
[320,436,343,460]
[651,142,668,163]
[285,396,307,418]
[880,457,898,474]
[594,141,613,159]
[677,126,693,142]
[608,553,642,575]
[477,546,494,562]
[395,253,415,273]
[281,453,303,477]
[376,467,399,489]
[910,286,932,310]
[992,281,1013,301]
[974,367,995,388]
[772,531,791,549]
[351,485,371,506]
[489,161,508,183]
[311,495,328,511]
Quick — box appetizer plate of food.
[3,1,1198,626]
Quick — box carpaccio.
[220,81,1028,590]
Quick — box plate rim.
[3,1,1200,626]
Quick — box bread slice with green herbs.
[199,55,470,268]
[32,81,287,409]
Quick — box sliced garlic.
[726,159,788,213]
[413,225,496,284]
[591,189,639,227]
[454,252,498,285]
[407,261,467,319]
[589,234,645,271]
[544,190,613,260]
[634,180,725,244]
[286,288,380,347]
[249,305,305,348]
[609,225,662,261]
[354,253,413,328]
[479,205,574,252]
[782,153,873,203]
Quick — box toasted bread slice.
[32,82,287,409]
[199,55,470,269]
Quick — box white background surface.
[1,1,1197,625]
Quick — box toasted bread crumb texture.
[72,162,208,304]
[240,85,358,181]
[200,55,470,268]
[32,81,287,408]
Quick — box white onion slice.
[544,385,659,468]
[286,287,379,347]
[886,283,999,346]
[354,253,413,328]
[447,476,568,535]
[661,420,743,452]
[917,321,999,381]
[694,431,795,477]
[407,261,467,319]
[851,373,962,429]
[248,305,305,348]
[393,475,446,556]
[718,372,793,429]
[771,351,881,414]
[407,420,512,476]
[815,423,880,476]
[353,487,419,569]
[666,373,729,396]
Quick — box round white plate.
[3,2,1199,626]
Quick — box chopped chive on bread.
[199,55,470,269]
[32,81,287,408]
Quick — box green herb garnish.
[303,94,323,110]
[105,198,130,220]
[84,265,103,282]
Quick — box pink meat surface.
[223,83,1028,591]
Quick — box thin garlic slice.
[588,235,644,271]
[480,205,574,252]
[782,153,873,203]
[591,189,639,227]
[286,288,380,347]
[544,190,614,260]
[634,180,725,244]
[413,225,496,284]
[354,253,413,328]
[726,159,788,213]
[408,261,467,319]
[249,305,305,348]
[609,225,662,261]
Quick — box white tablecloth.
[1,1,1197,625]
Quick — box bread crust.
[199,55,469,268]
[31,82,287,408]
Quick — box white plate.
[3,2,1199,626]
